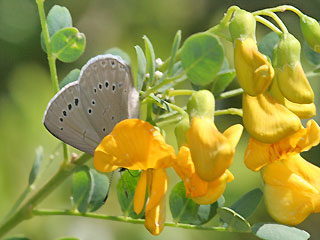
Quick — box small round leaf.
[51,27,86,63]
[181,33,224,86]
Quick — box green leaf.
[51,27,86,63]
[230,188,263,219]
[148,94,172,112]
[181,33,224,86]
[168,30,182,77]
[59,69,80,89]
[211,69,236,94]
[252,223,310,240]
[218,207,251,232]
[105,47,131,65]
[41,5,73,52]
[87,168,109,212]
[169,181,223,225]
[143,35,156,85]
[117,170,144,219]
[28,146,43,185]
[258,32,279,60]
[72,166,92,213]
[304,41,320,65]
[135,45,147,91]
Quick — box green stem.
[254,5,303,18]
[255,16,282,35]
[214,108,243,117]
[167,89,195,98]
[0,153,92,238]
[36,0,69,162]
[215,88,243,100]
[32,209,228,232]
[167,103,188,118]
[253,10,288,33]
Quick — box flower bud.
[187,90,215,120]
[174,116,190,147]
[273,33,314,104]
[300,14,320,53]
[229,9,256,41]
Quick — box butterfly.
[43,54,140,155]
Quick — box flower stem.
[255,16,282,35]
[254,5,303,18]
[36,0,69,162]
[215,88,243,100]
[32,209,228,232]
[167,89,195,98]
[0,153,92,238]
[253,10,288,33]
[215,108,243,117]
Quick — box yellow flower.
[242,92,301,143]
[234,38,274,96]
[269,78,316,119]
[186,117,243,182]
[245,119,320,172]
[94,119,176,235]
[174,146,234,205]
[262,154,320,225]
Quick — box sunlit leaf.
[181,33,224,86]
[72,166,92,213]
[59,69,80,89]
[218,207,251,232]
[168,30,182,77]
[105,47,131,65]
[252,223,310,240]
[41,5,72,52]
[230,188,263,219]
[87,168,109,212]
[28,146,43,185]
[143,35,156,85]
[51,27,86,63]
[135,45,147,91]
[211,69,236,94]
[169,181,224,225]
[117,170,144,219]
[258,32,279,60]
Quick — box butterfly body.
[43,54,139,155]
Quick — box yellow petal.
[262,154,320,225]
[144,194,166,236]
[187,117,234,181]
[133,170,147,215]
[94,119,176,172]
[276,63,314,104]
[192,170,234,205]
[223,124,244,149]
[146,169,168,212]
[243,92,301,143]
[234,38,274,96]
[174,146,209,198]
[270,78,316,119]
[245,120,320,171]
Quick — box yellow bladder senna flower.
[234,38,274,96]
[245,119,320,171]
[242,92,301,143]
[174,146,234,205]
[262,154,320,225]
[269,79,316,119]
[186,117,243,182]
[273,33,314,104]
[94,119,176,235]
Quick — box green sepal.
[229,9,256,41]
[187,90,215,120]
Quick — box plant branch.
[215,88,243,100]
[32,209,228,232]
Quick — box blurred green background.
[1,0,320,239]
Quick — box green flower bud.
[229,9,256,41]
[174,116,190,147]
[273,33,301,68]
[187,90,215,120]
[300,15,320,53]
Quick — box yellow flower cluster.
[231,9,320,225]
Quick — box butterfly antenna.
[119,170,129,198]
[103,171,114,203]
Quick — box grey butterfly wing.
[79,54,139,139]
[43,81,101,155]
